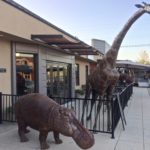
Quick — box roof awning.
[116,60,150,69]
[31,34,99,55]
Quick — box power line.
[121,44,150,48]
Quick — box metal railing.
[0,84,133,138]
[0,93,2,124]
[112,84,133,132]
[0,93,19,122]
[51,97,112,134]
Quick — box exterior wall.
[104,42,110,53]
[75,59,90,89]
[0,39,11,94]
[0,1,77,42]
[92,39,106,54]
[91,39,109,61]
[15,43,39,54]
[93,54,103,62]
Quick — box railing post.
[111,97,115,139]
[0,92,2,124]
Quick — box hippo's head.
[52,106,94,149]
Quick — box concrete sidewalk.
[0,87,150,150]
[138,81,149,88]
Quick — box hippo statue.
[15,93,94,149]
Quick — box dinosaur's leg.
[81,100,87,125]
[87,91,98,121]
[107,98,111,131]
[106,87,113,131]
[93,96,103,131]
[81,84,91,125]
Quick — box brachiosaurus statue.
[81,2,150,130]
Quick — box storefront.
[12,41,75,97]
[0,0,99,97]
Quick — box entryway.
[16,53,38,95]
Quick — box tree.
[137,50,150,65]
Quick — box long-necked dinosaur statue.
[81,2,150,130]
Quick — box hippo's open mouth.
[72,128,94,149]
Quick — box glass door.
[47,61,71,97]
[16,53,37,95]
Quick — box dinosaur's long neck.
[104,8,145,67]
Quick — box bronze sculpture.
[118,68,135,86]
[15,93,94,150]
[81,2,150,130]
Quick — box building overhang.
[31,34,99,55]
[0,31,74,55]
[0,31,33,43]
[116,60,150,70]
[0,31,101,56]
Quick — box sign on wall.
[0,68,6,73]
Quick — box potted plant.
[75,89,84,98]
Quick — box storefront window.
[75,64,80,85]
[85,65,89,81]
[16,53,36,95]
[47,61,71,97]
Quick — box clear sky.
[13,0,150,61]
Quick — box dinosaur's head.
[135,2,150,14]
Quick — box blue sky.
[13,0,150,61]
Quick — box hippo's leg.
[17,119,29,142]
[53,131,62,144]
[39,131,49,150]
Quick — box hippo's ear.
[59,107,69,116]
[71,106,76,115]
[59,107,65,114]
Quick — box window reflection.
[16,53,35,95]
[47,61,71,97]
